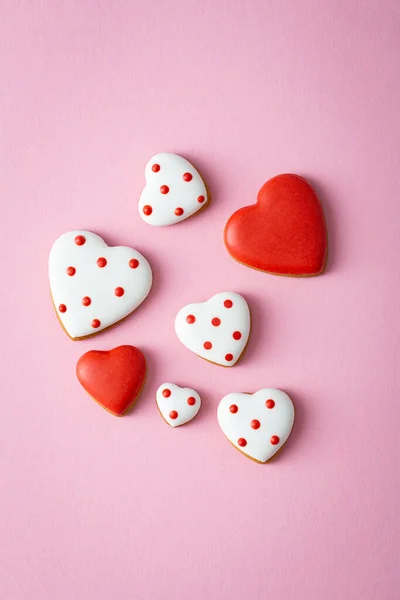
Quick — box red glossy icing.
[76,345,146,416]
[270,435,280,445]
[174,207,184,216]
[187,397,196,406]
[97,257,107,268]
[183,172,192,182]
[129,258,139,269]
[74,235,86,246]
[82,296,91,306]
[224,174,327,276]
[251,419,261,429]
[266,399,275,409]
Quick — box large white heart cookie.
[138,152,208,226]
[174,292,250,367]
[217,389,295,463]
[156,383,201,427]
[49,231,153,339]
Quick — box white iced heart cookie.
[138,152,208,226]
[49,231,152,339]
[175,292,250,367]
[156,383,201,427]
[217,389,295,463]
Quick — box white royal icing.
[174,292,250,367]
[49,230,153,339]
[217,389,295,463]
[138,152,208,226]
[156,383,201,427]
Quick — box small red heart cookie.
[224,174,328,276]
[76,345,146,416]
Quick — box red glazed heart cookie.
[76,345,146,416]
[224,174,327,276]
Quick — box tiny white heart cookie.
[156,383,201,427]
[49,231,153,339]
[138,152,208,226]
[217,389,295,463]
[175,292,250,367]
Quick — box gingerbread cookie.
[76,345,146,416]
[138,152,208,226]
[224,174,327,276]
[156,383,201,427]
[175,292,250,367]
[49,230,152,339]
[217,389,295,463]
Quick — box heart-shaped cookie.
[174,292,250,367]
[217,389,295,462]
[138,152,208,226]
[224,174,327,276]
[156,383,201,427]
[76,345,146,416]
[49,231,153,339]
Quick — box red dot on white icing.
[186,314,196,324]
[270,436,280,445]
[82,296,91,306]
[129,258,139,269]
[97,257,107,268]
[160,185,169,194]
[229,404,238,413]
[59,304,67,313]
[143,205,153,215]
[211,317,221,326]
[183,172,192,182]
[162,389,171,398]
[187,397,196,406]
[251,419,261,430]
[169,410,178,419]
[238,438,247,447]
[74,235,86,246]
[266,399,275,409]
[197,195,205,203]
[233,331,242,340]
[175,207,184,216]
[91,319,101,329]
[115,287,124,297]
[152,164,160,172]
[225,353,234,362]
[224,299,233,308]
[204,341,212,350]
[66,266,76,276]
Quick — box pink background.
[1,1,399,598]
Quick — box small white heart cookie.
[138,152,208,226]
[217,389,295,463]
[156,383,201,427]
[49,231,153,339]
[175,292,250,367]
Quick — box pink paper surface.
[1,1,399,599]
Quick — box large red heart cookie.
[224,174,328,276]
[76,345,146,416]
